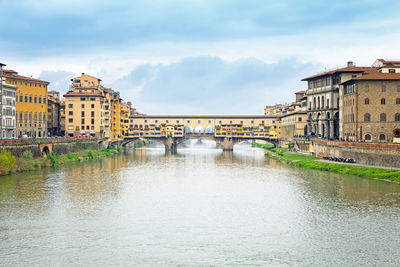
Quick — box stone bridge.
[121,134,278,153]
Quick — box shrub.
[47,152,59,166]
[22,150,33,159]
[0,149,16,175]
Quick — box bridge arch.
[194,125,204,134]
[205,125,214,134]
[184,125,193,134]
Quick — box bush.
[0,149,16,175]
[22,150,33,159]
[47,152,59,166]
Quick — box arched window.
[381,98,386,104]
[365,134,371,140]
[365,98,369,104]
[313,97,316,110]
[380,113,386,122]
[321,96,325,108]
[396,98,400,104]
[379,134,386,141]
[364,113,370,122]
[396,113,400,121]
[326,99,329,108]
[318,96,320,109]
[394,129,400,138]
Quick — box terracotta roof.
[301,67,378,81]
[377,59,400,64]
[342,73,400,83]
[3,69,49,84]
[295,90,306,94]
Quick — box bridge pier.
[164,137,177,154]
[222,137,234,151]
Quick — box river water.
[1,142,400,266]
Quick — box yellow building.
[64,73,107,138]
[111,92,122,141]
[4,69,49,138]
[120,102,130,137]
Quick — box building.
[340,69,400,143]
[3,69,49,138]
[279,91,308,142]
[302,61,377,139]
[47,90,61,136]
[59,100,65,136]
[64,73,107,138]
[0,77,17,138]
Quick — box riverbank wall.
[0,138,103,158]
[298,139,400,169]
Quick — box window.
[177,120,180,123]
[382,85,386,92]
[29,96,32,103]
[34,96,37,103]
[396,98,400,104]
[365,98,369,104]
[381,98,386,104]
[365,85,369,92]
[298,117,302,122]
[379,134,386,140]
[91,104,94,108]
[166,120,169,123]
[43,97,46,104]
[364,113,370,122]
[81,111,85,117]
[81,119,85,124]
[81,104,85,108]
[39,97,42,104]
[389,69,396,73]
[380,113,386,122]
[365,134,371,140]
[187,120,190,123]
[91,119,95,124]
[86,126,90,130]
[398,86,400,92]
[69,111,73,115]
[19,95,23,102]
[69,118,73,123]
[69,104,73,108]
[395,113,400,121]
[91,111,94,117]
[43,113,46,121]
[80,97,86,101]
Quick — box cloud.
[38,70,75,95]
[112,56,319,114]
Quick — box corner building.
[341,72,400,142]
[302,62,377,139]
[3,70,49,137]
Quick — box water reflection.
[0,143,399,266]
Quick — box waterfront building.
[111,92,122,140]
[340,71,400,143]
[280,91,308,142]
[0,77,17,138]
[47,90,61,136]
[59,100,65,136]
[302,61,377,139]
[121,102,130,137]
[3,69,49,138]
[64,73,107,138]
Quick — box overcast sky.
[1,0,400,114]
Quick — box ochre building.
[3,69,49,138]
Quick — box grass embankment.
[0,148,122,176]
[252,142,400,182]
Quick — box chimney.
[81,72,85,75]
[347,61,355,67]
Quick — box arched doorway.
[393,129,400,143]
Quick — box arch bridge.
[120,115,279,153]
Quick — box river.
[1,142,400,266]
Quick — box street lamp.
[0,62,6,138]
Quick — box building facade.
[3,70,49,138]
[341,72,400,143]
[47,90,61,136]
[302,62,377,139]
[0,79,17,138]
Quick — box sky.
[1,0,400,114]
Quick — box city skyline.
[2,0,400,114]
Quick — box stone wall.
[313,139,400,168]
[0,139,100,158]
